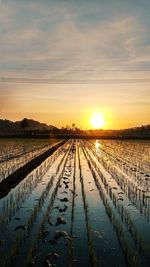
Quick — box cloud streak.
[1,0,150,83]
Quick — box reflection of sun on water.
[95,140,103,153]
[95,140,100,150]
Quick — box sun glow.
[90,112,106,129]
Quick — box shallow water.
[0,139,149,267]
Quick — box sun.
[90,112,105,129]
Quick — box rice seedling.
[0,139,149,267]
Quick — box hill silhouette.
[0,118,57,133]
[0,118,150,139]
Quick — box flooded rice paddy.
[0,139,60,181]
[0,139,150,267]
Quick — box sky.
[0,0,150,129]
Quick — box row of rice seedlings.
[81,154,139,266]
[0,141,30,163]
[23,141,75,267]
[116,141,150,172]
[0,142,72,267]
[0,143,68,228]
[108,158,150,219]
[96,141,150,187]
[22,141,87,266]
[68,141,77,266]
[83,144,150,264]
[23,141,73,265]
[98,140,150,175]
[0,141,65,225]
[86,142,149,228]
[82,145,142,267]
[91,140,149,190]
[0,141,61,182]
[77,141,99,267]
[22,142,72,234]
[0,142,55,163]
[87,141,150,219]
[0,139,56,163]
[94,141,149,190]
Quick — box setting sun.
[90,112,106,129]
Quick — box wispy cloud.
[1,0,150,84]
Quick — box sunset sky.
[1,0,150,129]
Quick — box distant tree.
[66,125,71,131]
[21,118,29,128]
[72,123,76,131]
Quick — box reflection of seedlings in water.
[55,216,67,226]
[0,142,72,267]
[63,177,70,181]
[60,190,68,194]
[5,232,24,267]
[1,140,149,267]
[14,217,21,221]
[41,229,50,239]
[60,197,69,202]
[83,142,150,264]
[43,252,60,267]
[46,251,60,261]
[90,141,150,220]
[0,144,65,228]
[78,144,99,267]
[14,225,26,231]
[53,206,59,210]
[26,246,39,267]
[64,173,71,178]
[48,216,54,226]
[93,230,105,239]
[43,259,54,267]
[22,143,73,265]
[117,198,124,201]
[26,209,33,212]
[69,189,77,196]
[63,180,70,183]
[15,146,70,264]
[26,173,57,232]
[63,181,69,189]
[53,230,70,241]
[82,144,144,267]
[59,204,68,212]
[67,141,76,266]
[49,230,71,246]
